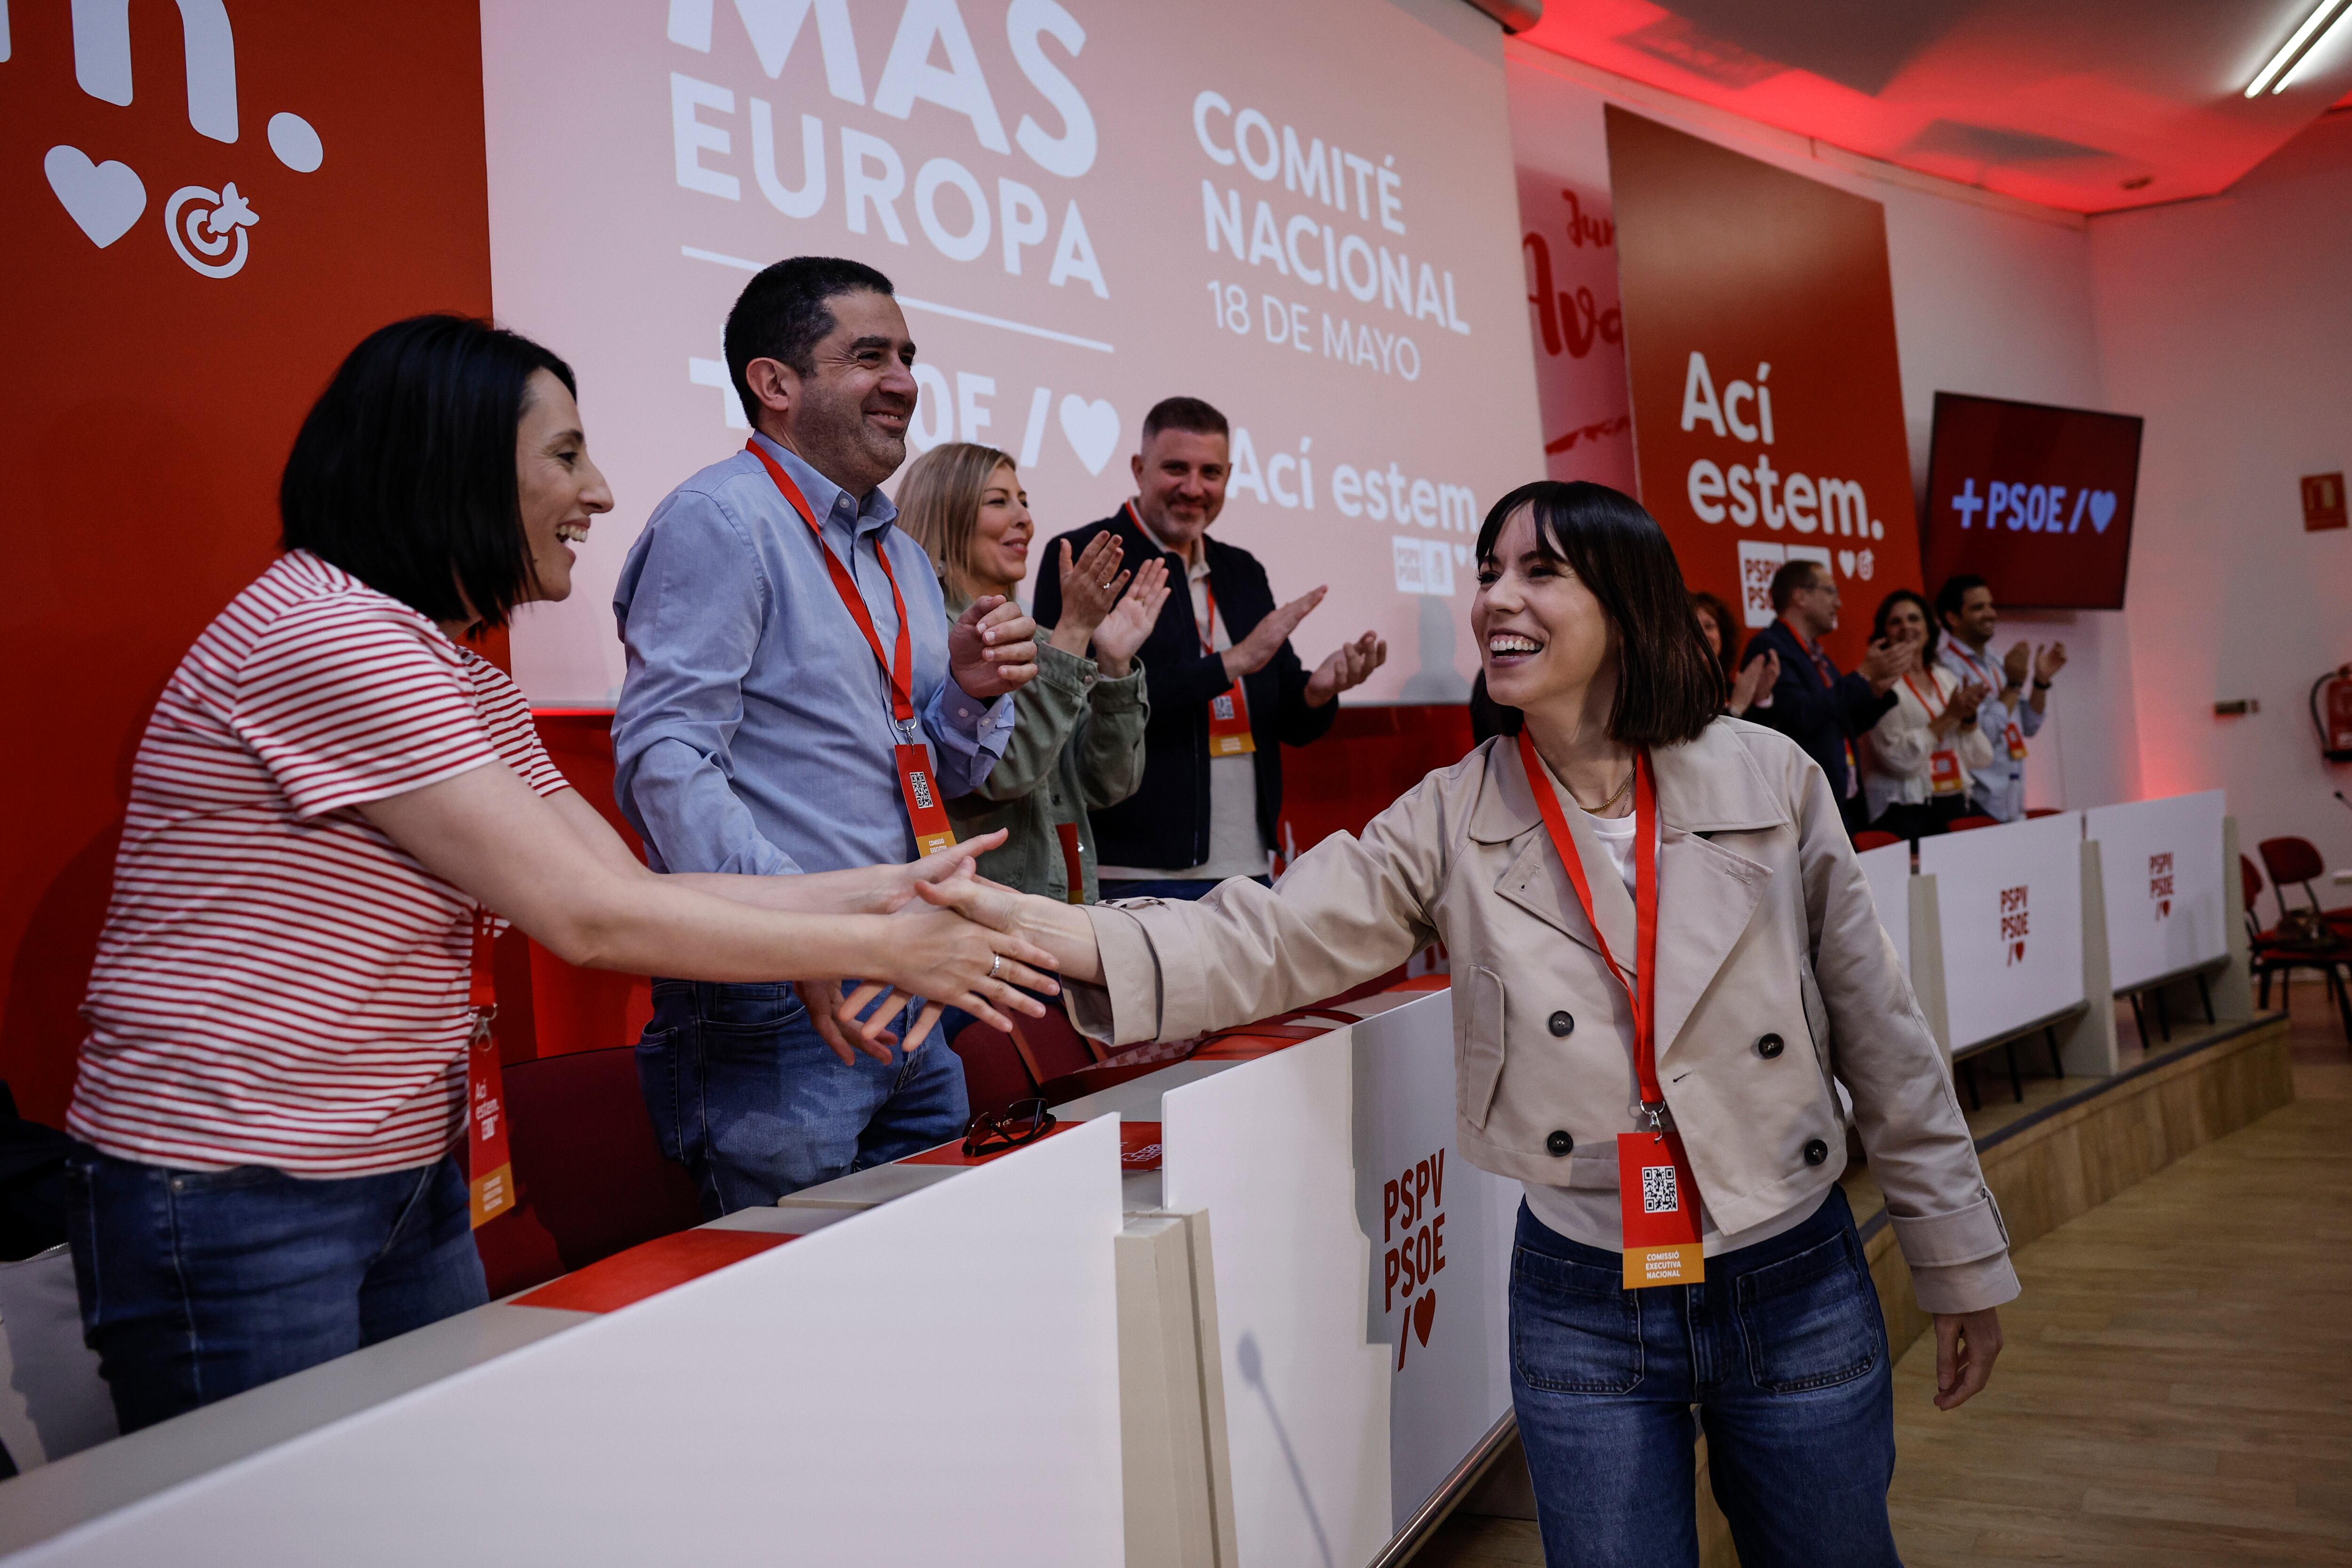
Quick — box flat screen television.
[1921,391,2143,610]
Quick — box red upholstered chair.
[2256,836,2352,932]
[2241,854,2352,1038]
[474,1045,705,1299]
[1946,815,1999,833]
[1851,830,1901,851]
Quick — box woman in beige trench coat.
[938,482,2015,1568]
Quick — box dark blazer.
[1033,509,1337,870]
[1740,617,1894,812]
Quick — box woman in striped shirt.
[65,316,1053,1433]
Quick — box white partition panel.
[1917,813,2088,1052]
[14,1120,1126,1568]
[2083,791,2228,991]
[1856,840,1913,980]
[1160,993,1518,1568]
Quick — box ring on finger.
[989,953,1003,980]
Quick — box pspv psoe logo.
[2148,852,2174,921]
[1384,1148,1448,1370]
[2000,883,2030,965]
[34,0,322,279]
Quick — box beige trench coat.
[1069,717,2018,1313]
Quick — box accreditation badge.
[467,1023,514,1227]
[1928,748,1964,795]
[1617,1130,1703,1288]
[895,741,957,858]
[2003,721,2029,761]
[1208,680,1257,756]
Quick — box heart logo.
[2088,491,2116,533]
[2158,899,2171,918]
[1058,395,1120,477]
[1412,1287,1436,1347]
[2010,940,2026,964]
[45,145,146,248]
[1836,549,1856,577]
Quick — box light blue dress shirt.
[612,435,1014,875]
[1937,639,2044,822]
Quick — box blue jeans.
[65,1147,486,1434]
[635,980,969,1217]
[1097,874,1270,902]
[1510,1186,1899,1568]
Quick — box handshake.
[791,831,1085,1067]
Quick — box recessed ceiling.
[1515,0,2352,213]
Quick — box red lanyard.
[1947,645,1996,690]
[1518,731,1663,1114]
[1800,636,1837,690]
[751,439,917,726]
[466,910,513,1228]
[1901,671,1948,720]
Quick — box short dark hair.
[723,256,896,424]
[1934,573,1989,628]
[1767,557,1826,613]
[1872,587,1939,661]
[1140,396,1228,446]
[280,314,575,631]
[1689,589,1738,677]
[1473,481,1722,748]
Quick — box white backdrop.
[2082,790,2228,991]
[481,0,1544,704]
[1917,813,2087,1052]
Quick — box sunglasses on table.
[961,1098,1058,1159]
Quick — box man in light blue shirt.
[1933,573,2067,822]
[613,257,1037,1213]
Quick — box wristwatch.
[2032,678,2052,691]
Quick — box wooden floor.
[1412,995,2352,1568]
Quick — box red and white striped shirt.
[69,552,568,1176]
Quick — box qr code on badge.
[1641,1164,1679,1215]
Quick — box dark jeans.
[636,980,968,1218]
[65,1147,485,1434]
[1510,1186,1899,1568]
[1097,874,1271,902]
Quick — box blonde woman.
[896,443,1169,902]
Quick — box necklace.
[1569,766,1635,815]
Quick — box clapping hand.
[1305,630,1387,706]
[1052,534,1130,646]
[948,597,1039,698]
[1223,586,1325,683]
[1729,649,1779,716]
[1948,679,1990,727]
[1859,626,1922,692]
[2034,641,2067,684]
[1089,557,1171,677]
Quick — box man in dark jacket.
[1740,557,1914,837]
[1033,397,1385,898]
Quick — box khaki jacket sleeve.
[970,643,1093,802]
[1792,752,2018,1313]
[1074,661,1148,812]
[1068,768,1454,1044]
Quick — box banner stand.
[2051,839,2121,1079]
[1907,874,1952,1061]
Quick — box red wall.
[0,4,494,1124]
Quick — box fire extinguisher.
[2315,666,2352,764]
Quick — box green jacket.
[943,597,1149,902]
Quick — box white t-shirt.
[70,552,570,1176]
[1519,801,1826,1255]
[1096,518,1270,883]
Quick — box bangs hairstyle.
[280,315,575,631]
[895,441,1017,604]
[1473,481,1723,747]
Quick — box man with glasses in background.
[1741,558,1916,838]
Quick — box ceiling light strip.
[2246,0,2352,96]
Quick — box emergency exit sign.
[2305,472,2347,532]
